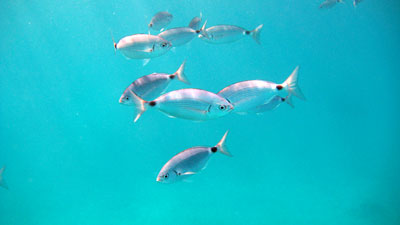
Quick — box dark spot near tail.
[245,31,251,35]
[149,101,156,106]
[196,30,200,34]
[211,147,217,153]
[276,85,283,90]
[169,74,175,79]
[281,97,285,102]
[149,23,153,27]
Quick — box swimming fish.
[353,0,362,7]
[158,21,208,47]
[246,95,288,114]
[217,66,304,114]
[128,88,233,122]
[319,0,343,9]
[0,165,8,190]
[156,131,231,183]
[148,11,173,32]
[113,34,171,59]
[119,60,189,103]
[198,24,263,44]
[188,14,202,30]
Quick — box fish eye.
[161,42,167,47]
[164,173,169,178]
[125,96,129,100]
[219,105,226,110]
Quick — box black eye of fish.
[164,173,169,178]
[219,105,225,110]
[161,42,167,47]
[125,97,129,100]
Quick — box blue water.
[1,0,399,224]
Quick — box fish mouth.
[119,96,124,104]
[156,177,161,182]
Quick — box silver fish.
[157,131,231,183]
[158,21,208,47]
[0,165,8,190]
[217,66,304,114]
[114,34,171,59]
[149,11,173,32]
[119,61,189,103]
[319,0,343,9]
[246,95,287,114]
[129,88,233,122]
[199,24,263,44]
[188,15,202,30]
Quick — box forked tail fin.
[128,90,148,122]
[198,20,209,39]
[282,66,305,105]
[174,60,190,84]
[216,131,231,157]
[251,24,263,44]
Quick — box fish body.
[0,166,8,190]
[119,61,189,103]
[158,21,208,47]
[199,24,263,44]
[129,88,233,122]
[217,67,304,114]
[246,95,286,114]
[157,131,230,183]
[158,27,198,46]
[319,0,343,9]
[149,11,173,31]
[115,34,171,59]
[152,89,233,121]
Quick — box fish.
[188,14,202,30]
[158,21,208,47]
[353,0,362,7]
[246,95,288,114]
[148,11,173,32]
[156,131,231,183]
[119,60,189,103]
[217,66,304,114]
[319,0,344,9]
[113,34,171,59]
[0,165,8,190]
[128,88,233,122]
[198,24,263,44]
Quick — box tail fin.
[216,131,231,157]
[284,94,295,108]
[198,20,209,39]
[174,60,190,84]
[128,90,148,122]
[282,66,305,102]
[251,24,263,44]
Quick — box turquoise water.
[1,0,399,224]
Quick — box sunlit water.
[1,0,399,224]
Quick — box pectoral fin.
[181,172,196,176]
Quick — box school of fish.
[1,5,366,188]
[112,11,308,183]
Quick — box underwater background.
[1,0,399,224]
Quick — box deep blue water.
[1,0,399,224]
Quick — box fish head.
[119,89,135,105]
[208,99,234,118]
[153,39,172,53]
[156,169,178,184]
